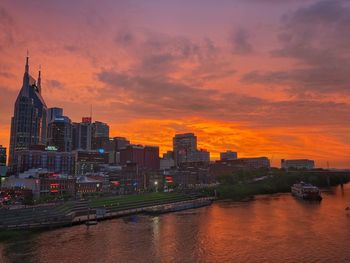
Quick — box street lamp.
[154,181,158,192]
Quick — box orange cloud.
[0,1,349,169]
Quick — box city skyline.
[1,1,350,168]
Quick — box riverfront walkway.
[0,193,213,230]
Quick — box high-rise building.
[173,133,209,165]
[120,145,145,167]
[144,146,160,170]
[173,133,197,165]
[92,121,109,138]
[187,149,210,163]
[0,145,6,166]
[91,121,110,150]
[104,137,130,164]
[9,55,47,169]
[47,116,73,152]
[120,145,160,170]
[220,151,238,161]
[47,107,63,124]
[14,147,75,175]
[72,118,92,151]
[0,145,7,177]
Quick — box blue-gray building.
[47,115,73,152]
[9,55,47,170]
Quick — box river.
[1,184,350,263]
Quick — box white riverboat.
[291,182,322,201]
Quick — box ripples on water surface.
[1,184,350,263]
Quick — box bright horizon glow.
[0,0,350,168]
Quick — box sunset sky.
[0,0,349,168]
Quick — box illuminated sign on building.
[82,117,92,123]
[50,183,60,193]
[165,176,173,183]
[112,181,120,187]
[45,146,58,151]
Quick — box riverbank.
[0,192,211,242]
[214,170,350,200]
[2,184,349,263]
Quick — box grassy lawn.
[89,192,185,207]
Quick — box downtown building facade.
[9,56,47,170]
[72,118,110,151]
[0,145,7,177]
[173,133,210,166]
[281,159,315,170]
[220,150,238,161]
[72,118,93,151]
[104,137,130,164]
[91,121,109,149]
[47,115,73,152]
[14,146,75,175]
[119,145,160,170]
[47,107,63,123]
[75,150,109,176]
[0,145,6,167]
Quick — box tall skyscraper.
[9,54,47,169]
[173,133,197,165]
[47,115,73,152]
[72,117,92,151]
[47,107,63,124]
[91,121,110,150]
[92,121,109,138]
[144,146,160,170]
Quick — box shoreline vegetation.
[212,169,350,201]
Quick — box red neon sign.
[50,183,60,193]
[82,117,92,123]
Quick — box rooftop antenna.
[25,49,29,73]
[90,104,93,122]
[37,64,42,94]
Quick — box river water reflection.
[1,184,350,263]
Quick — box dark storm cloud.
[113,29,226,79]
[230,28,253,54]
[242,0,350,96]
[241,66,350,94]
[97,70,218,114]
[46,79,63,89]
[97,69,350,127]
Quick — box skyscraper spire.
[22,50,30,96]
[37,64,42,94]
[25,49,29,73]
